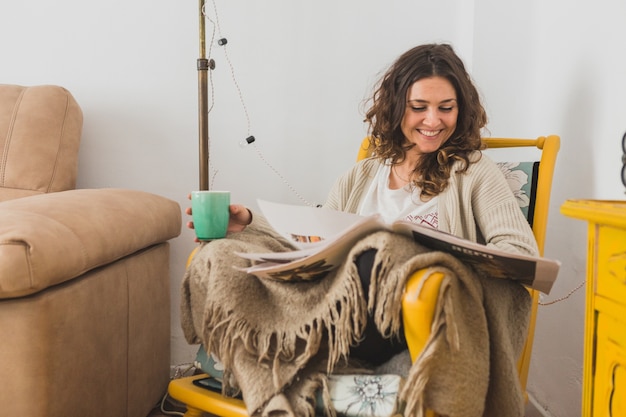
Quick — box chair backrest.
[483,136,560,394]
[357,135,561,393]
[0,84,83,202]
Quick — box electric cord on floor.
[157,363,197,416]
[159,392,184,416]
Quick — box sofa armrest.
[0,188,181,299]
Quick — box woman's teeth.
[419,129,440,137]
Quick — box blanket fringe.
[319,376,337,417]
[201,260,368,395]
[400,313,447,416]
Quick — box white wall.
[473,1,626,415]
[0,0,470,373]
[3,1,625,415]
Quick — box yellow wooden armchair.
[168,135,560,417]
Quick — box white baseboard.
[527,393,554,417]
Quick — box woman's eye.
[409,106,455,113]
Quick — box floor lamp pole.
[197,0,210,190]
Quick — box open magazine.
[236,200,560,295]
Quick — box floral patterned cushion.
[194,345,224,381]
[496,161,538,224]
[319,374,402,417]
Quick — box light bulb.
[239,135,255,148]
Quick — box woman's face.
[400,76,458,156]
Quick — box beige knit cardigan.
[324,152,538,257]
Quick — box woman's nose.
[423,109,439,126]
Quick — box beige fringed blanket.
[180,216,531,417]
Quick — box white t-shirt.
[357,161,439,228]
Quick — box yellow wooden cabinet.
[561,200,626,417]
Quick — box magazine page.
[235,245,322,264]
[237,214,389,281]
[257,199,366,249]
[390,221,560,294]
[533,261,561,296]
[237,200,378,266]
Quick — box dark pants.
[349,249,408,366]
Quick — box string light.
[201,0,314,207]
[539,279,585,306]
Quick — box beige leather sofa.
[0,84,181,417]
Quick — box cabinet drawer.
[595,225,626,304]
[594,313,626,416]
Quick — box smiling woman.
[178,42,540,417]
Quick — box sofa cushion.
[0,85,83,199]
[0,188,43,203]
[0,188,181,299]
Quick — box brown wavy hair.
[364,43,487,198]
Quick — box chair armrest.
[0,188,181,299]
[402,268,446,362]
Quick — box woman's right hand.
[186,194,252,242]
[226,204,253,232]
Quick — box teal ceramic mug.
[191,190,230,240]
